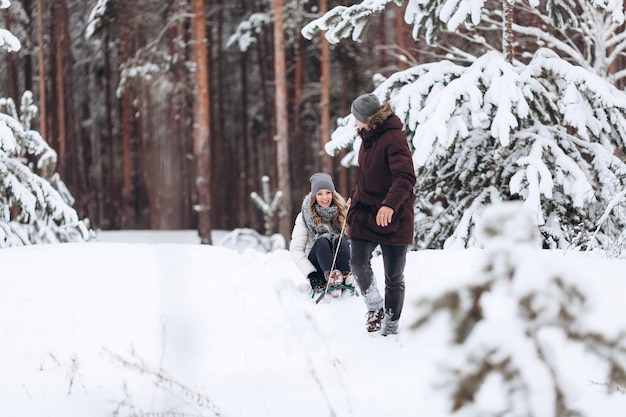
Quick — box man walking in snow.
[347,93,416,336]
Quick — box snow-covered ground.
[1,230,625,416]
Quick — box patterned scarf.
[301,194,341,241]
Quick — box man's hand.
[376,206,394,227]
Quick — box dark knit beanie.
[351,93,381,123]
[310,172,335,195]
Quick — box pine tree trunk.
[254,24,274,193]
[378,12,387,71]
[319,0,332,175]
[35,0,47,139]
[396,3,411,72]
[192,0,212,244]
[22,0,33,93]
[240,1,259,230]
[52,0,88,214]
[292,31,304,195]
[273,0,291,240]
[52,3,67,170]
[165,0,192,230]
[48,2,59,153]
[178,1,194,229]
[4,9,18,103]
[502,0,515,63]
[212,0,230,230]
[103,32,116,228]
[240,49,254,228]
[120,16,134,227]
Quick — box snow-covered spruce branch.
[301,0,395,44]
[588,190,626,257]
[0,112,55,162]
[303,0,623,48]
[226,12,273,52]
[303,0,626,67]
[0,159,90,247]
[230,3,314,52]
[1,153,76,223]
[507,0,626,81]
[114,11,198,95]
[526,49,626,149]
[429,29,496,64]
[604,24,626,52]
[501,19,588,69]
[0,27,20,52]
[0,92,91,247]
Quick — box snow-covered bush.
[0,92,92,247]
[410,203,626,417]
[217,228,285,253]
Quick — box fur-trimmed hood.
[358,102,403,149]
[363,102,395,130]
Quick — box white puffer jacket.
[289,211,316,278]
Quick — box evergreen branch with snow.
[230,2,316,52]
[0,93,92,248]
[301,0,396,44]
[226,12,273,52]
[304,0,624,47]
[324,48,626,253]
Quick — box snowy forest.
[3,0,626,253]
[3,2,626,415]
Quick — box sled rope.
[315,203,355,304]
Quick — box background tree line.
[0,0,412,240]
[1,0,625,245]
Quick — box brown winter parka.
[347,102,416,246]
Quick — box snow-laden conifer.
[0,92,92,247]
[326,49,626,251]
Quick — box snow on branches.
[325,49,626,252]
[0,92,92,247]
[302,0,625,46]
[301,0,396,44]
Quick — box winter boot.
[365,308,384,333]
[326,269,344,298]
[381,314,399,336]
[308,272,327,293]
[343,271,355,287]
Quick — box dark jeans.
[308,235,351,276]
[350,238,407,321]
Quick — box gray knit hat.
[351,93,381,123]
[310,172,335,195]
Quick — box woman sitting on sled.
[290,172,354,297]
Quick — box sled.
[313,284,359,304]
